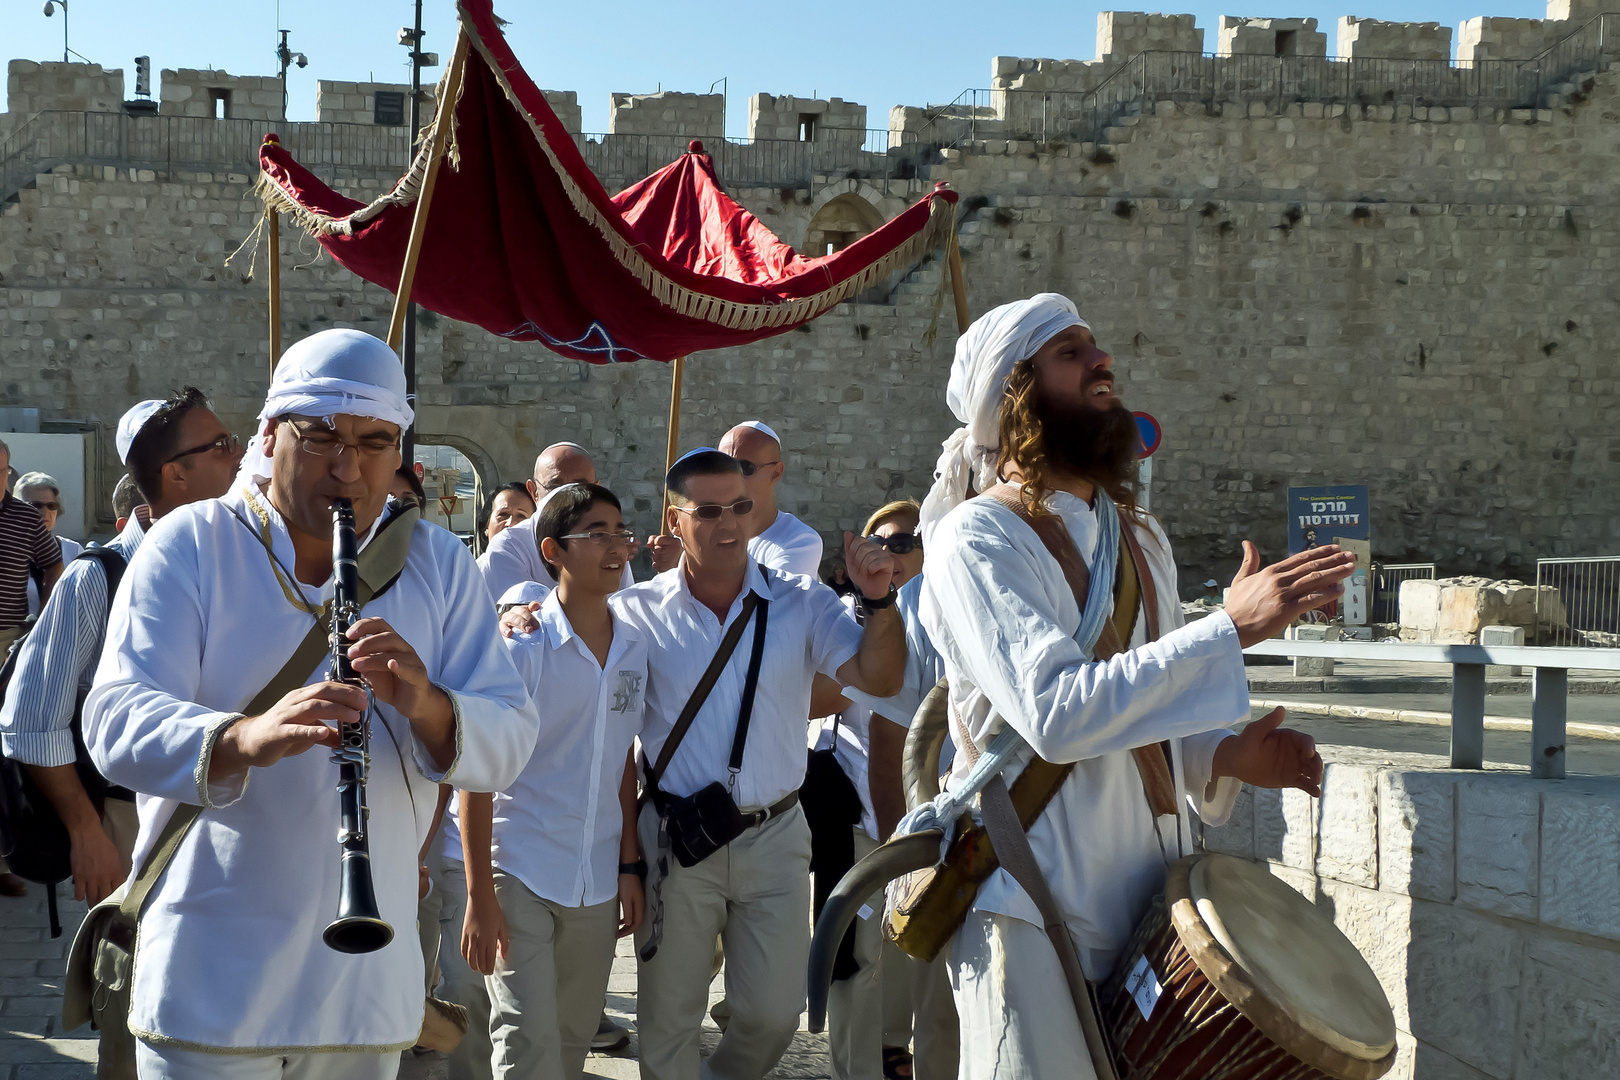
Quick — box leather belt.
[741,790,799,829]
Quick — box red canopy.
[256,0,956,364]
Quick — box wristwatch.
[619,859,648,879]
[858,584,899,611]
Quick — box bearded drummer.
[915,294,1351,1080]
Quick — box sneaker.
[591,1015,630,1052]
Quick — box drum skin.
[1100,856,1396,1080]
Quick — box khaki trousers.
[951,910,1097,1080]
[97,797,141,1080]
[435,860,494,1080]
[827,828,883,1080]
[486,874,618,1080]
[634,801,812,1080]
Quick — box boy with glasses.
[458,482,646,1080]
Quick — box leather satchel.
[885,486,1171,962]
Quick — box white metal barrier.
[1242,639,1620,778]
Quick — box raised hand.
[1211,707,1324,797]
[843,531,896,600]
[1223,542,1357,647]
[645,533,683,574]
[498,601,541,639]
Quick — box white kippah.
[497,580,552,607]
[116,399,167,464]
[735,420,780,445]
[543,442,589,455]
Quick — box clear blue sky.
[6,0,1547,135]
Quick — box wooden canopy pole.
[387,30,470,352]
[947,225,970,335]
[267,210,282,376]
[659,356,687,534]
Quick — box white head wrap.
[917,293,1087,544]
[239,329,415,485]
[116,399,167,464]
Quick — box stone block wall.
[5,60,123,119]
[542,91,583,134]
[1397,577,1565,643]
[608,92,723,138]
[747,95,866,143]
[1217,17,1329,57]
[1456,17,1568,61]
[1096,12,1204,60]
[1337,17,1453,61]
[314,81,436,127]
[160,69,283,121]
[1205,745,1620,1079]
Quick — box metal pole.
[1530,667,1568,779]
[1449,662,1486,769]
[268,211,282,377]
[63,2,69,64]
[402,0,424,461]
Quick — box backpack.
[0,546,127,935]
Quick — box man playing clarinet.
[84,329,539,1080]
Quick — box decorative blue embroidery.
[499,319,646,364]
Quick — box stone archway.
[414,430,500,552]
[804,190,887,257]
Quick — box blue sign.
[1134,412,1161,458]
[1287,485,1370,554]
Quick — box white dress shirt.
[921,489,1244,966]
[496,594,647,908]
[479,515,633,603]
[748,510,823,579]
[611,561,862,810]
[2,519,142,767]
[84,484,539,1053]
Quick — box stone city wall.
[608,91,723,139]
[1217,16,1330,57]
[747,94,866,142]
[1204,745,1620,1079]
[4,2,1620,589]
[159,69,284,122]
[1337,17,1453,61]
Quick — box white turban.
[239,329,415,485]
[918,294,1087,544]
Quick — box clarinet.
[322,497,395,954]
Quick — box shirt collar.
[537,587,641,654]
[672,558,772,619]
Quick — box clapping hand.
[1211,707,1324,797]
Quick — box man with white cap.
[479,442,634,604]
[1,390,239,1076]
[914,294,1351,1078]
[83,329,539,1080]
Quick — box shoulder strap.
[727,596,770,776]
[73,547,127,602]
[645,590,761,791]
[117,502,421,923]
[975,484,1177,817]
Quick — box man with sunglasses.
[83,330,538,1080]
[0,392,240,1072]
[612,448,905,1080]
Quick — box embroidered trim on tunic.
[195,713,250,810]
[127,1023,418,1056]
[242,486,325,618]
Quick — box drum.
[1100,854,1396,1080]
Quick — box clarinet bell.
[324,857,395,954]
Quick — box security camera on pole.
[275,29,308,121]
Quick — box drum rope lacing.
[891,490,1125,860]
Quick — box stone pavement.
[0,884,833,1080]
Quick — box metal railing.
[0,111,938,203]
[1536,556,1620,647]
[1246,638,1620,777]
[906,12,1619,150]
[1372,562,1437,624]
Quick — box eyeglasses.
[671,498,754,521]
[167,433,243,463]
[869,532,920,555]
[559,530,639,548]
[281,421,400,461]
[735,459,779,478]
[27,500,59,513]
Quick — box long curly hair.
[994,359,1141,518]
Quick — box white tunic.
[498,595,647,908]
[747,510,823,579]
[478,514,634,603]
[611,561,861,810]
[920,489,1245,967]
[84,485,539,1054]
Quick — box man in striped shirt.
[0,438,65,650]
[0,391,240,903]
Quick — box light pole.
[398,0,439,460]
[42,1,68,64]
[275,30,308,121]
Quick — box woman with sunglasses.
[15,472,81,616]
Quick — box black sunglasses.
[869,532,920,555]
[166,433,242,463]
[735,459,780,478]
